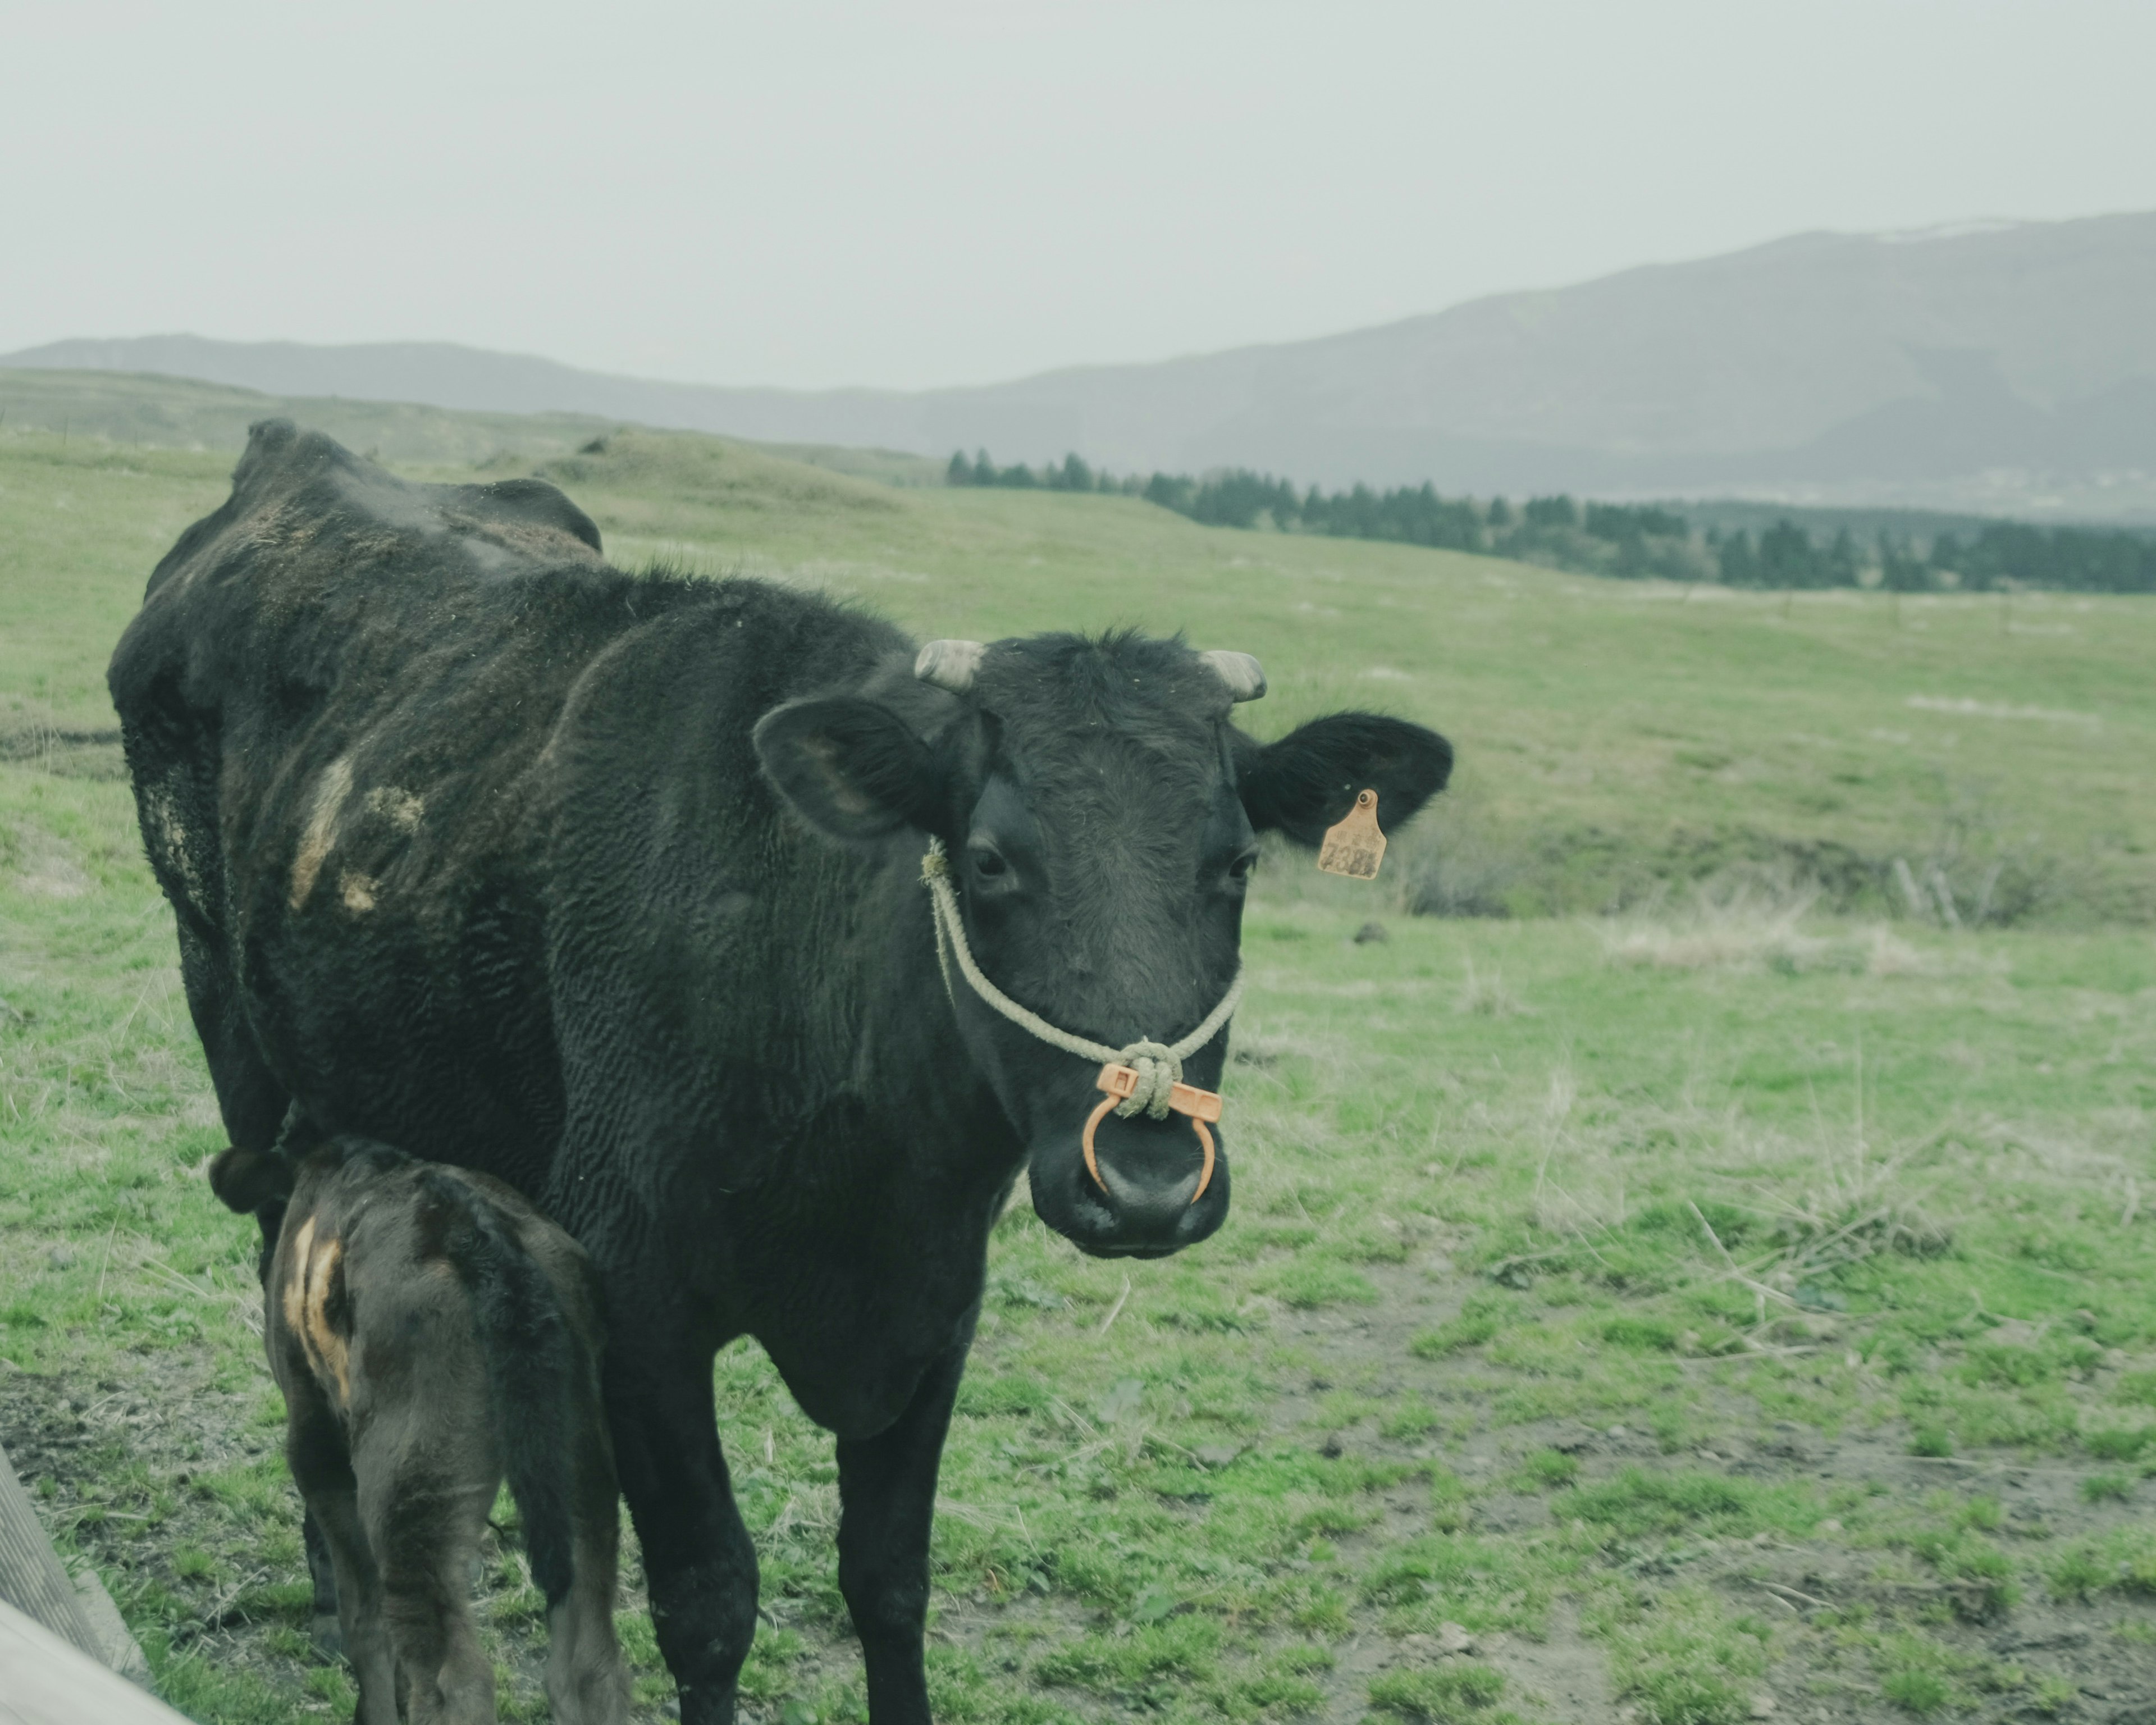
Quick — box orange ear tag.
[1316,788,1386,879]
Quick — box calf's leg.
[286,1399,396,1725]
[834,1330,972,1725]
[302,1505,344,1656]
[362,1444,498,1724]
[261,1201,341,1653]
[608,1341,759,1725]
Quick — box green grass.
[1588,1588,1771,1725]
[1367,1663,1510,1721]
[3,398,2155,1719]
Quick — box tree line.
[945,450,2156,594]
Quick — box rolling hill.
[0,366,944,485]
[10,212,2156,517]
[4,384,2151,923]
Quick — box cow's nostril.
[1093,1156,1201,1230]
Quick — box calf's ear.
[1237,713,1453,846]
[208,1145,295,1213]
[755,696,941,843]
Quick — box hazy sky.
[5,0,2153,390]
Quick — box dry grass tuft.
[1602,884,1821,971]
[1755,1172,1956,1276]
[6,822,94,900]
[1601,885,1933,979]
[1854,924,1930,976]
[1699,1087,1957,1320]
[1456,957,1527,1016]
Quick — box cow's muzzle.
[1029,1101,1230,1258]
[920,837,1242,1256]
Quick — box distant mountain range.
[11,211,2156,513]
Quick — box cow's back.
[117,418,614,718]
[108,423,709,1187]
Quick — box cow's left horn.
[1200,650,1267,701]
[915,640,984,693]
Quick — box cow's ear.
[208,1145,295,1214]
[755,696,941,843]
[1237,713,1454,846]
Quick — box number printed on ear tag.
[1317,788,1386,879]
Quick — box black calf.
[211,1134,629,1725]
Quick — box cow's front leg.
[835,1327,972,1725]
[608,1340,759,1725]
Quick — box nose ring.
[1080,1064,1222,1204]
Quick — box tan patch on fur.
[441,510,601,564]
[363,786,424,832]
[289,763,355,910]
[289,756,355,909]
[140,783,197,902]
[303,1234,351,1405]
[253,504,322,550]
[340,872,378,913]
[282,1216,352,1405]
[280,1216,315,1341]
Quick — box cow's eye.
[1227,848,1260,884]
[969,846,1010,881]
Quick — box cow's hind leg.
[129,721,337,1649]
[608,1340,759,1725]
[834,1328,973,1725]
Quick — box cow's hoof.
[310,1613,345,1659]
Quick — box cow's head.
[754,633,1451,1258]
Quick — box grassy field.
[3,407,2156,1724]
[9,394,2150,925]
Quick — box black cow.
[109,422,1452,1723]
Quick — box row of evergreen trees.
[946,451,1683,551]
[946,451,2156,594]
[947,450,1129,494]
[1706,519,2156,593]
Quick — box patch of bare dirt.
[0,721,127,780]
[1250,1259,2156,1722]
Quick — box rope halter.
[920,838,1240,1201]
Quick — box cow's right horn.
[1200,650,1268,701]
[915,640,984,693]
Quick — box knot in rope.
[1110,1041,1180,1120]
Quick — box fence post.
[0,1596,188,1724]
[0,1438,152,1683]
[0,1439,99,1659]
